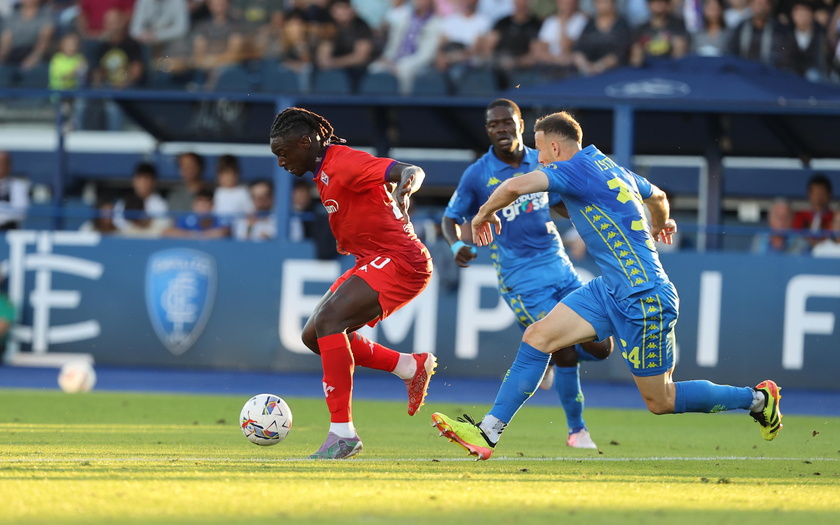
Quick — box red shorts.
[330,253,433,327]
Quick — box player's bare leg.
[633,367,782,439]
[307,276,435,458]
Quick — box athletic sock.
[317,333,355,423]
[554,364,585,431]
[487,342,551,424]
[478,414,505,445]
[329,421,357,438]
[749,389,765,412]
[347,332,400,373]
[673,380,755,414]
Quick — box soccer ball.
[240,393,292,446]
[57,361,97,393]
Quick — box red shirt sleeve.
[333,147,397,192]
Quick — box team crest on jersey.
[145,248,217,356]
[323,199,339,213]
[487,176,502,186]
[320,171,329,185]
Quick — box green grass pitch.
[0,389,838,524]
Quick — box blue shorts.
[562,277,679,377]
[501,280,602,362]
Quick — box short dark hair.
[808,173,832,195]
[252,178,275,195]
[534,111,583,143]
[216,154,240,174]
[178,152,205,172]
[134,161,157,178]
[269,107,346,147]
[486,98,522,120]
[195,188,215,201]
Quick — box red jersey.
[313,145,430,265]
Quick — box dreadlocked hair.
[269,107,346,146]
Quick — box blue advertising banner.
[1,231,838,390]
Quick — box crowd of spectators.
[0,0,837,102]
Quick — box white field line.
[0,456,836,463]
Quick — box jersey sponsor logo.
[145,248,217,356]
[324,199,339,214]
[500,192,549,222]
[320,171,329,185]
[487,176,502,186]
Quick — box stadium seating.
[311,70,352,95]
[259,64,303,94]
[359,72,399,95]
[410,70,449,96]
[455,68,498,97]
[212,66,254,93]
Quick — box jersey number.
[622,346,641,369]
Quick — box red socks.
[348,332,399,372]
[317,333,354,423]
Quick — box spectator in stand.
[85,8,145,130]
[316,0,375,92]
[231,0,283,32]
[533,0,589,78]
[0,0,55,75]
[793,173,835,249]
[727,0,796,71]
[368,0,441,94]
[789,0,830,81]
[725,0,753,28]
[114,162,169,232]
[482,0,542,86]
[192,0,247,89]
[692,0,731,56]
[76,0,136,64]
[0,275,14,366]
[212,154,254,225]
[0,152,30,231]
[163,187,231,239]
[285,178,339,258]
[79,197,120,234]
[572,0,633,76]
[478,0,514,25]
[116,193,169,238]
[167,152,207,213]
[812,212,840,257]
[130,0,190,61]
[188,0,212,24]
[630,0,689,67]
[49,32,87,90]
[750,198,807,255]
[234,178,276,241]
[435,0,493,75]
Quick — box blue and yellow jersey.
[541,145,669,300]
[444,145,581,294]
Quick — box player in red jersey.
[269,107,436,459]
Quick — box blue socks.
[488,342,550,423]
[554,365,585,431]
[673,380,755,414]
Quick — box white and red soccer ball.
[240,393,293,446]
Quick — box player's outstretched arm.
[645,184,677,245]
[389,163,426,221]
[442,216,477,268]
[472,170,550,246]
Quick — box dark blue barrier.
[1,231,837,390]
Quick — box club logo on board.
[145,248,217,356]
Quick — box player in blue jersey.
[442,99,612,449]
[432,110,782,460]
